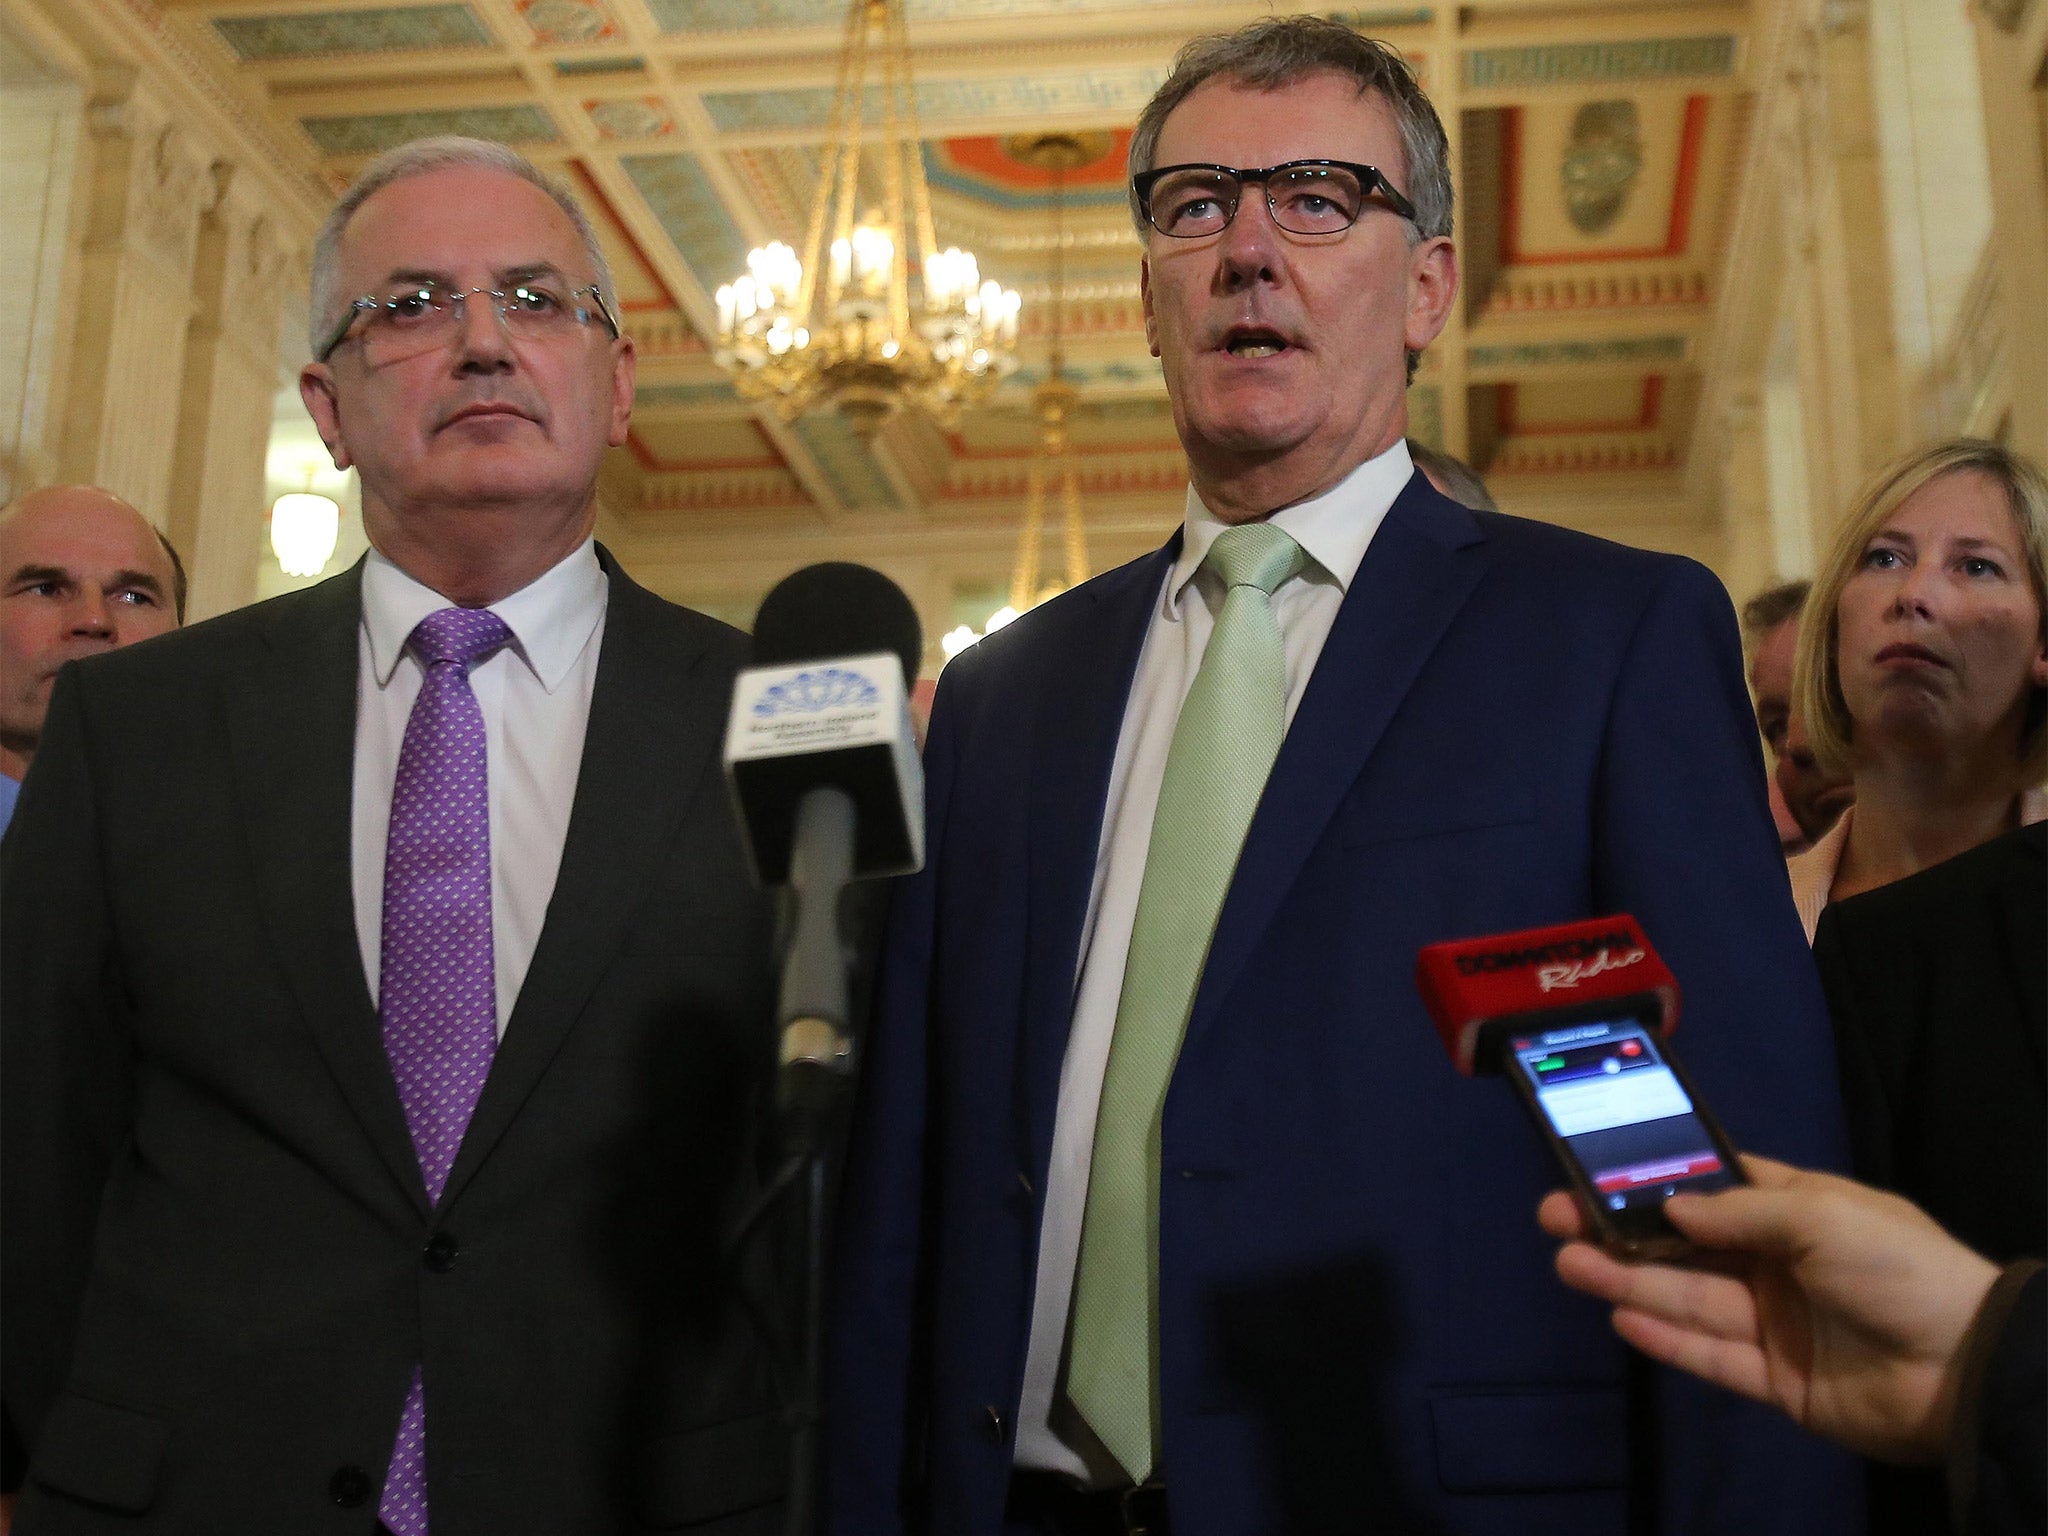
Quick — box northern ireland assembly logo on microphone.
[752,667,881,717]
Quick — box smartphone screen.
[1504,1009,1741,1250]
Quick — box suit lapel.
[1182,479,1490,1051]
[440,555,728,1205]
[1017,546,1178,1172]
[226,562,429,1215]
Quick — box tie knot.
[1204,521,1303,598]
[410,606,512,668]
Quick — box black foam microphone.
[723,563,925,1141]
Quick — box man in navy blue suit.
[827,18,1859,1536]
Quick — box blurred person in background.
[1406,438,1499,512]
[0,486,184,838]
[1785,439,2048,940]
[1744,578,1852,855]
[1817,818,2045,1536]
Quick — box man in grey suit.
[2,137,785,1534]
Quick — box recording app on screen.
[1509,1018,1739,1215]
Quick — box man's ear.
[1140,256,1159,358]
[1403,235,1459,355]
[606,335,637,449]
[299,365,353,472]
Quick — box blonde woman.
[1786,438,2048,939]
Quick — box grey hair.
[1127,16,1453,245]
[307,136,616,355]
[1408,439,1498,513]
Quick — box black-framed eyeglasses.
[1132,160,1417,239]
[317,280,622,365]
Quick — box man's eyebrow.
[110,570,166,597]
[379,267,456,290]
[5,563,70,589]
[371,263,570,290]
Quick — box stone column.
[168,166,296,620]
[1717,392,1778,604]
[0,62,85,499]
[56,82,214,522]
[1971,0,2048,465]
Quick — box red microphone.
[1415,914,1680,1076]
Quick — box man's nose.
[1216,188,1282,287]
[69,588,115,638]
[453,292,516,369]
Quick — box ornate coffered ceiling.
[138,0,1759,628]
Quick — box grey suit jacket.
[2,551,787,1534]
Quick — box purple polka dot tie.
[377,605,510,1536]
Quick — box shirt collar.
[361,537,607,693]
[1165,439,1414,618]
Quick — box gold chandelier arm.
[878,0,912,337]
[1013,458,1047,611]
[798,0,869,321]
[888,0,942,270]
[1062,462,1088,590]
[1047,161,1067,376]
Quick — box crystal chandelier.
[714,0,1020,436]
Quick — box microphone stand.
[730,786,862,1536]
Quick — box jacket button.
[328,1465,372,1507]
[423,1231,459,1272]
[979,1404,1006,1443]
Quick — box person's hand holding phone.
[1538,1154,2000,1464]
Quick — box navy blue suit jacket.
[827,474,1860,1536]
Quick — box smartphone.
[1499,996,1746,1258]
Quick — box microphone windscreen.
[1415,915,1680,1075]
[753,563,924,685]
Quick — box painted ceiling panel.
[1508,376,1655,432]
[650,0,1207,33]
[213,5,494,62]
[925,136,1130,211]
[301,104,558,154]
[632,417,779,467]
[956,395,1174,453]
[622,152,751,294]
[568,166,679,311]
[517,0,621,45]
[635,382,743,410]
[792,414,898,508]
[701,69,1167,134]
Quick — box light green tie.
[1067,520,1305,1485]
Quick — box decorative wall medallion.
[1562,100,1641,235]
[518,0,618,44]
[587,98,674,139]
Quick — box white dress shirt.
[1013,442,1415,1481]
[351,539,608,1037]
